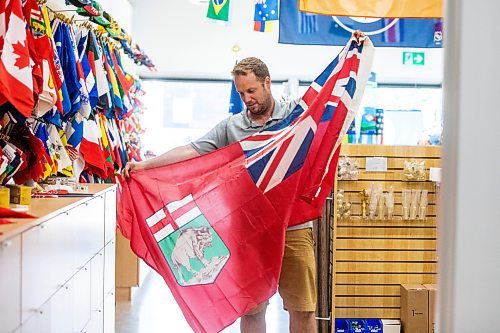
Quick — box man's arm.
[122,144,201,177]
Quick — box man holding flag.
[122,30,372,333]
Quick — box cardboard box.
[400,284,428,333]
[424,284,437,333]
[382,319,401,333]
[6,185,31,205]
[0,186,9,208]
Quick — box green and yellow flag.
[207,0,229,21]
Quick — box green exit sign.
[402,51,425,66]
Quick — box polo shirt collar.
[243,98,284,129]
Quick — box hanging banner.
[299,0,442,18]
[279,0,443,48]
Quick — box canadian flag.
[0,0,35,117]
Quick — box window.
[140,79,284,155]
[141,79,442,158]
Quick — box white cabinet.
[0,184,117,333]
[0,235,21,333]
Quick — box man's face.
[234,72,273,116]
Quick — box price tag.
[366,157,388,172]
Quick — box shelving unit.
[331,144,441,322]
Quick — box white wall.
[439,0,500,331]
[131,0,443,83]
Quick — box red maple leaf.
[12,41,30,70]
[0,35,4,54]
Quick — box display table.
[0,184,117,333]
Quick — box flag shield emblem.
[147,194,230,286]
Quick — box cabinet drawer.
[22,220,63,322]
[21,280,73,333]
[73,262,91,332]
[74,195,105,266]
[103,291,115,333]
[0,235,21,333]
[104,188,117,244]
[90,249,105,311]
[104,239,116,294]
[82,304,104,333]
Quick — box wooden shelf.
[332,144,441,323]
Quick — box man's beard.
[248,95,272,116]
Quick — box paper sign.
[429,167,442,182]
[366,157,388,172]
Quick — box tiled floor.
[116,267,290,333]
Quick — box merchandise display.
[385,186,394,219]
[332,145,439,321]
[337,155,359,181]
[402,159,426,181]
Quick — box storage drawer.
[74,195,105,267]
[0,235,21,333]
[90,249,105,311]
[103,290,115,333]
[73,261,91,332]
[22,220,61,322]
[104,188,117,244]
[82,303,104,333]
[104,239,116,294]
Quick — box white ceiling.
[90,0,445,84]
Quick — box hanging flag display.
[119,36,374,333]
[0,1,146,185]
[299,0,443,18]
[254,0,278,32]
[279,0,443,48]
[228,80,243,115]
[207,0,230,22]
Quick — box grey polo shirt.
[191,98,313,231]
[191,98,292,153]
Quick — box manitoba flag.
[119,36,374,333]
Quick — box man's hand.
[122,161,145,178]
[353,30,366,44]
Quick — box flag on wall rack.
[298,0,443,18]
[118,36,374,333]
[0,0,35,118]
[207,0,230,22]
[279,0,443,48]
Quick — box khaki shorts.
[245,228,317,315]
[278,228,317,312]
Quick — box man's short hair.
[231,57,270,82]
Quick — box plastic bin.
[365,319,383,332]
[347,319,367,333]
[335,318,349,333]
